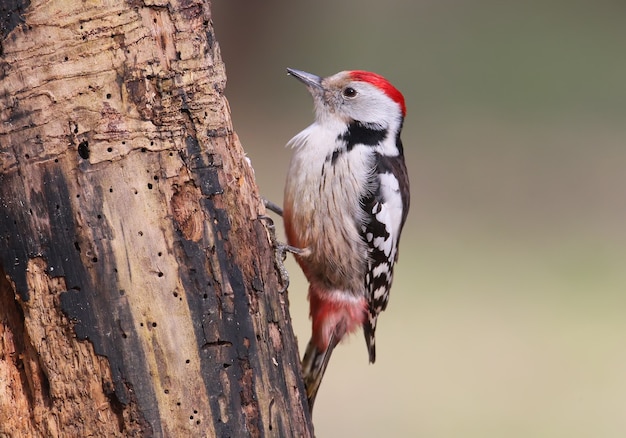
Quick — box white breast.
[284,123,372,293]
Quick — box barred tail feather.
[301,333,339,413]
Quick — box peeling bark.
[0,0,312,436]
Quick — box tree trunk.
[0,0,313,436]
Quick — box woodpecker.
[283,68,410,411]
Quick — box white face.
[311,71,403,128]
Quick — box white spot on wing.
[373,286,386,300]
[372,263,389,278]
[376,172,404,244]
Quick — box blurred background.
[212,1,626,436]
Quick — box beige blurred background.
[212,1,626,436]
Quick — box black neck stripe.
[337,121,388,151]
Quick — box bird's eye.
[342,87,357,99]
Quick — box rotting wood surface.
[0,0,312,436]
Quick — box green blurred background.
[212,1,626,436]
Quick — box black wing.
[361,152,410,363]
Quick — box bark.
[0,0,312,436]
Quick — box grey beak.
[287,68,323,90]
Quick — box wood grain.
[0,0,312,435]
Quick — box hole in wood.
[78,140,89,159]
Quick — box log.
[0,0,313,436]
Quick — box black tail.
[363,314,378,363]
[301,333,339,413]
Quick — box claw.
[258,215,292,292]
[258,203,310,293]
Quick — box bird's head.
[287,68,406,129]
